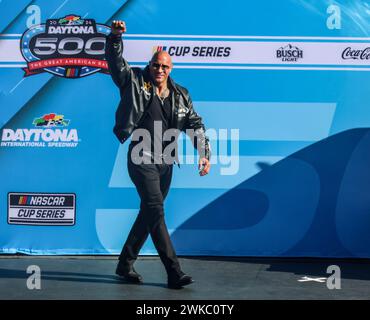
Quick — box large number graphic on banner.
[0,0,370,257]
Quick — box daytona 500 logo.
[21,14,110,78]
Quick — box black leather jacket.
[105,33,211,161]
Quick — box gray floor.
[0,256,369,300]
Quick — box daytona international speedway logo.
[1,113,79,148]
[20,14,111,78]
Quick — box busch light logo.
[342,47,370,60]
[276,44,303,62]
[20,14,111,78]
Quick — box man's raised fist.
[111,20,126,35]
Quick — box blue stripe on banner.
[229,140,312,156]
[0,62,26,64]
[124,62,370,69]
[0,35,22,39]
[193,101,336,141]
[120,36,370,43]
[175,137,313,156]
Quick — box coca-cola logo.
[342,47,370,60]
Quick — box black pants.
[119,148,181,276]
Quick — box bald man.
[105,21,211,289]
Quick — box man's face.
[149,52,172,86]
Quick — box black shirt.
[131,91,174,156]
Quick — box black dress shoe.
[116,263,143,283]
[168,274,194,289]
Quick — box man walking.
[105,20,211,289]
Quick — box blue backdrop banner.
[1,0,370,257]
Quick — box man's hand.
[111,20,126,35]
[198,158,210,176]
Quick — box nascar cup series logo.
[152,45,231,57]
[20,14,111,78]
[0,113,79,148]
[8,193,76,226]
